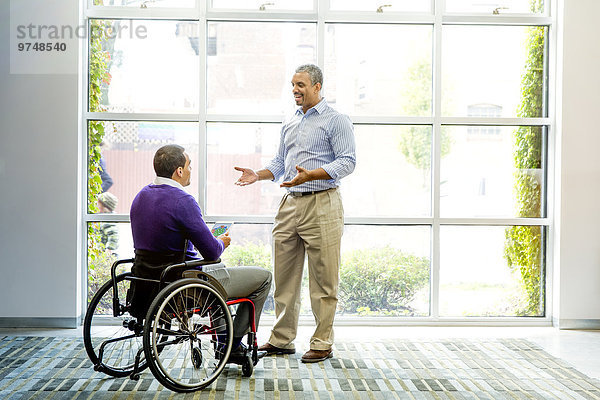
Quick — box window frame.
[81,0,556,325]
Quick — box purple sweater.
[130,184,224,261]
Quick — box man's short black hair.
[154,144,186,178]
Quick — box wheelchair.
[83,257,260,393]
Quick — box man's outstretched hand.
[234,166,259,186]
[281,166,311,188]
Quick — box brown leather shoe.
[301,348,333,363]
[258,342,295,355]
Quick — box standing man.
[234,64,356,363]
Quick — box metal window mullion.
[430,0,444,320]
[85,112,200,122]
[198,5,208,212]
[85,7,200,20]
[317,0,327,68]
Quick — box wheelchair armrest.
[159,258,221,285]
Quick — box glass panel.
[87,222,133,305]
[445,0,545,14]
[440,126,544,218]
[344,125,432,217]
[329,0,430,13]
[88,121,199,213]
[211,0,313,11]
[221,224,431,317]
[440,226,545,317]
[88,19,199,113]
[340,225,431,317]
[219,223,275,314]
[442,25,547,118]
[325,24,432,116]
[206,123,285,216]
[92,0,194,7]
[207,22,316,115]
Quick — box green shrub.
[339,246,429,316]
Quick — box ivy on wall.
[504,0,545,316]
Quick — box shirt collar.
[296,98,327,116]
[153,176,185,190]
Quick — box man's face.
[180,153,192,187]
[292,72,321,111]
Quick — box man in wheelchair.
[129,144,272,364]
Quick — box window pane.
[89,20,199,113]
[207,22,316,115]
[88,121,199,214]
[344,125,432,217]
[445,0,545,14]
[340,225,430,317]
[325,24,432,116]
[219,223,275,314]
[207,123,285,216]
[442,26,547,118]
[211,0,313,11]
[87,222,133,307]
[440,226,545,317]
[330,0,430,13]
[92,0,194,7]
[440,126,544,218]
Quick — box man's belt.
[288,188,334,197]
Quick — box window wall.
[84,0,552,322]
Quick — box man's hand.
[218,233,231,249]
[234,166,259,186]
[280,166,312,187]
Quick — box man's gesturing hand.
[281,165,311,187]
[234,166,259,186]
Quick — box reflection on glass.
[211,0,313,10]
[325,24,432,116]
[340,225,431,317]
[88,121,199,214]
[442,25,547,118]
[207,22,316,115]
[344,125,432,217]
[206,123,285,216]
[440,126,544,218]
[88,19,199,113]
[440,226,544,317]
[445,0,544,14]
[329,0,430,12]
[88,222,133,305]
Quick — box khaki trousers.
[268,188,344,351]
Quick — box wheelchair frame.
[83,257,260,393]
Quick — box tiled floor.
[1,325,599,382]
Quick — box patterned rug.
[1,336,599,399]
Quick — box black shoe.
[227,343,249,364]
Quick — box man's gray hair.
[295,64,323,87]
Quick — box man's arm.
[178,196,225,261]
[234,167,274,186]
[319,114,356,182]
[280,166,330,187]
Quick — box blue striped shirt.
[265,98,356,192]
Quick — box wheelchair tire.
[242,355,253,377]
[83,272,148,377]
[143,278,234,393]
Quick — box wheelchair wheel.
[83,273,147,377]
[143,278,233,393]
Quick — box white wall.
[554,0,600,328]
[0,0,80,327]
